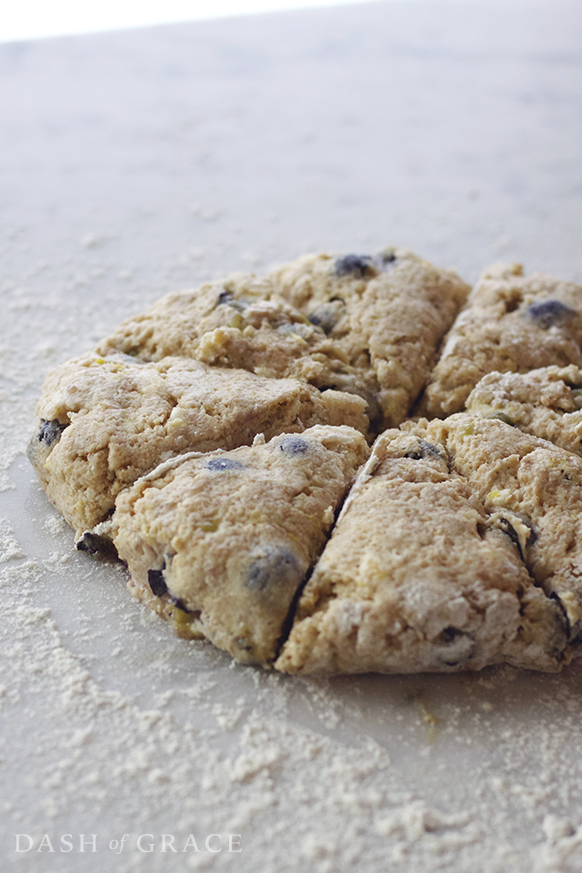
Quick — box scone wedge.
[112,426,369,665]
[98,248,469,432]
[420,262,582,418]
[97,274,371,403]
[269,247,469,429]
[466,364,582,456]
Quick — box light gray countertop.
[1,2,582,871]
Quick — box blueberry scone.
[112,426,369,664]
[419,262,582,419]
[466,364,582,456]
[269,248,469,428]
[28,352,368,536]
[97,274,373,407]
[99,249,470,430]
[276,414,582,674]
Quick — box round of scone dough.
[419,262,582,419]
[275,414,582,674]
[31,249,582,674]
[112,426,370,665]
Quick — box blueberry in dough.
[147,568,168,597]
[376,250,397,269]
[307,300,345,334]
[206,457,245,472]
[245,546,303,593]
[439,626,464,644]
[403,439,443,461]
[216,289,233,306]
[495,516,535,561]
[147,567,194,613]
[76,531,119,561]
[334,255,375,278]
[436,629,476,667]
[525,300,576,330]
[38,418,68,447]
[279,436,309,455]
[216,289,247,311]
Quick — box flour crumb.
[376,800,470,842]
[0,518,25,563]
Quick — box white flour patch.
[0,518,25,563]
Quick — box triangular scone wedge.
[97,249,469,432]
[97,272,276,361]
[466,365,582,456]
[97,274,372,410]
[419,262,582,419]
[28,353,368,537]
[269,247,469,429]
[112,426,369,665]
[276,414,582,675]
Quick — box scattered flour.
[2,495,582,873]
[0,519,25,563]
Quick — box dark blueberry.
[206,457,244,472]
[148,566,197,613]
[496,516,535,561]
[307,301,345,334]
[76,532,119,561]
[216,289,233,306]
[280,436,309,456]
[436,627,475,666]
[235,637,254,652]
[550,592,572,640]
[335,255,375,279]
[216,289,247,312]
[496,517,522,558]
[245,547,303,593]
[439,626,463,644]
[403,439,443,461]
[525,299,577,330]
[148,568,168,597]
[38,418,68,447]
[167,592,196,614]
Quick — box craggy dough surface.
[276,414,582,674]
[29,351,368,535]
[466,364,582,456]
[99,248,470,431]
[419,262,582,418]
[269,248,469,428]
[113,426,369,665]
[28,253,582,672]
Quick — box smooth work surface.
[1,2,582,870]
